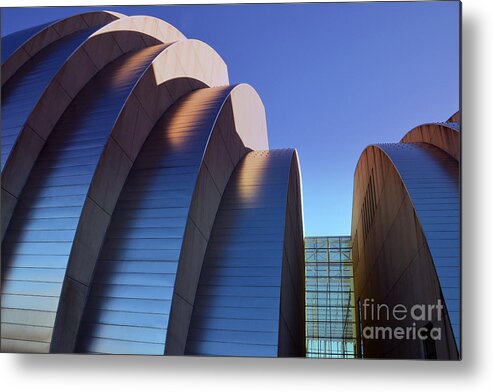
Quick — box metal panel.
[1,45,164,352]
[75,86,236,354]
[185,150,294,357]
[377,142,460,351]
[1,27,101,168]
[1,22,53,63]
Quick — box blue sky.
[1,2,459,235]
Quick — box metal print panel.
[0,2,460,359]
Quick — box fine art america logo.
[360,298,444,341]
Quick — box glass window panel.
[316,238,328,249]
[316,250,328,261]
[305,238,316,249]
[304,236,355,358]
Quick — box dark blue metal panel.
[377,142,460,351]
[185,149,294,357]
[1,21,53,63]
[75,86,235,355]
[1,27,101,169]
[1,45,164,352]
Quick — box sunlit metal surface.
[1,45,164,353]
[400,122,460,162]
[75,86,235,354]
[1,11,305,356]
[377,142,460,351]
[185,150,294,357]
[0,19,202,245]
[446,111,461,124]
[1,27,100,169]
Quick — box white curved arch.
[90,15,185,47]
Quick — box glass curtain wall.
[305,236,356,358]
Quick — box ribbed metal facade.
[186,150,298,357]
[1,45,163,353]
[352,115,460,359]
[1,21,52,62]
[1,27,100,167]
[76,87,234,354]
[377,142,460,350]
[1,12,305,356]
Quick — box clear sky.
[1,2,459,236]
